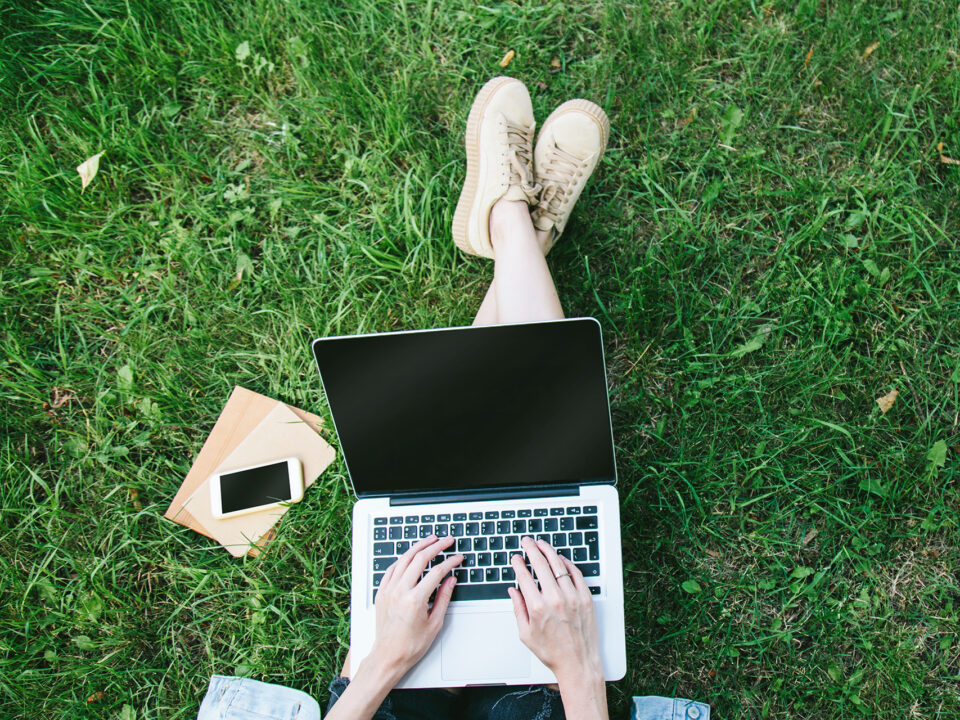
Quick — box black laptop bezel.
[311,318,618,501]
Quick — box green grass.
[2,0,959,717]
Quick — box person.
[323,77,612,720]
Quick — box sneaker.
[452,77,540,259]
[531,99,609,254]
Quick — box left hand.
[366,535,463,677]
[507,537,602,684]
[326,536,462,720]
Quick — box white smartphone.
[209,457,304,519]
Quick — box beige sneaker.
[531,99,610,254]
[452,76,540,259]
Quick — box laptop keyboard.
[370,505,601,603]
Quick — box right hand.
[507,537,603,683]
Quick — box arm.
[508,537,609,720]
[325,535,462,720]
[322,654,404,720]
[553,666,608,720]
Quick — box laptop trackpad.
[441,613,531,682]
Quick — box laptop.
[311,318,626,687]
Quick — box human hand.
[326,536,462,720]
[507,537,602,685]
[365,535,463,679]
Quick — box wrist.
[324,650,407,720]
[553,656,604,688]
[554,663,608,720]
[357,646,408,687]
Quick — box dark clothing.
[324,676,565,720]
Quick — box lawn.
[2,0,959,717]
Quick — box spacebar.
[451,583,515,601]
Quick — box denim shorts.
[630,696,710,720]
[196,675,321,720]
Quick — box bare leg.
[472,200,563,325]
[472,283,499,326]
[491,200,563,323]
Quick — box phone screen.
[219,461,292,513]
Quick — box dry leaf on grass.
[937,142,960,166]
[802,528,819,546]
[876,388,898,414]
[862,42,880,60]
[87,690,105,703]
[804,45,814,69]
[499,49,515,68]
[77,152,104,192]
[550,57,561,68]
[49,387,73,409]
[42,387,77,420]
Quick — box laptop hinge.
[388,485,579,507]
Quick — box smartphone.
[209,457,304,519]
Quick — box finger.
[537,539,575,593]
[418,552,464,600]
[522,537,559,596]
[560,555,592,600]
[511,551,540,599]
[428,575,457,627]
[508,586,530,632]
[380,561,398,590]
[402,535,455,586]
[391,535,437,580]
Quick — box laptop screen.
[312,318,617,497]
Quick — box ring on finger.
[554,571,571,580]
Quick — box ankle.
[489,199,532,240]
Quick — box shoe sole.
[452,76,519,258]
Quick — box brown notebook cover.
[164,386,331,555]
[181,401,336,556]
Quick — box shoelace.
[502,116,540,199]
[533,142,585,227]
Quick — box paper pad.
[165,386,335,556]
